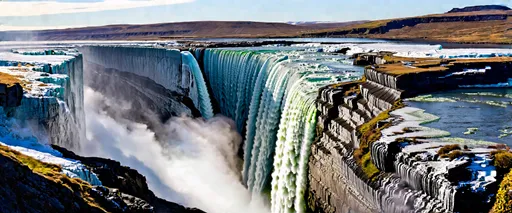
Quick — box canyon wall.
[1,54,86,150]
[80,46,213,119]
[0,48,209,213]
[308,59,512,213]
[309,82,447,213]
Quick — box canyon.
[0,41,511,213]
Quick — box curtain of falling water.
[271,78,318,213]
[181,51,214,119]
[202,49,342,213]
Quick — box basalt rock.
[0,83,23,108]
[0,152,106,213]
[448,5,511,13]
[52,145,205,213]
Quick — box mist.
[81,87,269,213]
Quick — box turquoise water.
[406,88,512,144]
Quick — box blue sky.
[0,0,511,31]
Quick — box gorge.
[0,40,511,213]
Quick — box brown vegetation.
[494,152,512,170]
[2,9,510,44]
[437,144,462,156]
[303,10,512,44]
[492,169,512,213]
[374,56,512,76]
[0,72,26,87]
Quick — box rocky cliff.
[80,46,213,119]
[308,56,512,212]
[0,143,204,213]
[308,82,447,213]
[0,51,85,151]
[0,48,206,213]
[52,145,205,213]
[448,5,511,13]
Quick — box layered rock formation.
[308,56,512,213]
[309,83,447,213]
[52,145,205,213]
[448,5,511,13]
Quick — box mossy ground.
[0,144,106,212]
[492,169,512,213]
[355,100,404,180]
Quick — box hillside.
[303,6,512,44]
[0,21,312,41]
[0,5,510,44]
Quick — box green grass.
[0,145,62,176]
[361,152,380,179]
[355,100,404,179]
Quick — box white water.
[81,87,269,213]
[181,51,214,119]
[202,48,361,212]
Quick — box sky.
[0,0,511,31]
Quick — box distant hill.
[0,5,510,44]
[448,5,511,13]
[302,6,512,44]
[0,21,310,41]
[287,21,370,29]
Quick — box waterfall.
[202,48,351,212]
[10,54,85,150]
[271,80,318,213]
[181,51,214,119]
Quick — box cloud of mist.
[82,87,269,213]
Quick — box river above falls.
[406,88,512,144]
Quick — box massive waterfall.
[202,48,361,212]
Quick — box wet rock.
[52,145,205,213]
[0,83,23,107]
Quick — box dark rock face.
[52,145,205,213]
[365,61,512,98]
[0,153,106,213]
[0,146,205,213]
[83,61,201,141]
[0,83,23,108]
[308,83,383,213]
[448,5,511,13]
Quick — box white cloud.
[0,0,194,17]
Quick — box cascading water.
[201,47,363,212]
[270,79,318,213]
[181,51,214,119]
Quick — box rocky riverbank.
[308,55,512,213]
